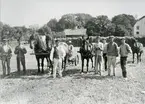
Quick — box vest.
[53,46,59,59]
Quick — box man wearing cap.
[0,38,12,76]
[102,38,108,71]
[50,40,66,78]
[107,36,119,76]
[14,39,27,73]
[93,36,103,75]
[119,37,132,79]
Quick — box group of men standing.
[0,35,132,80]
[93,36,132,79]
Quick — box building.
[134,16,145,37]
[64,28,87,39]
[53,32,66,39]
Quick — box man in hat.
[14,38,27,73]
[93,36,103,75]
[50,39,66,78]
[0,38,12,76]
[107,36,119,76]
[119,37,132,80]
[102,38,108,71]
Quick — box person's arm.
[106,43,109,55]
[9,46,12,54]
[14,46,19,54]
[115,43,119,56]
[50,48,54,61]
[22,47,27,54]
[127,44,132,54]
[99,43,103,51]
[61,48,66,60]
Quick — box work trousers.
[53,58,62,78]
[17,56,26,71]
[94,55,102,74]
[107,56,116,76]
[103,53,107,70]
[1,56,11,75]
[120,57,127,78]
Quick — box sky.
[0,0,145,27]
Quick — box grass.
[0,45,145,104]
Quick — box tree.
[47,18,57,31]
[112,14,136,36]
[85,15,113,37]
[85,17,97,36]
[56,13,93,32]
[41,24,52,35]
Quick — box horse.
[58,42,69,71]
[78,38,94,73]
[29,32,53,73]
[128,38,143,63]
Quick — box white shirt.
[93,42,103,56]
[103,42,108,53]
[3,45,10,53]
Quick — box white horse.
[50,42,69,72]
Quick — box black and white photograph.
[0,0,145,104]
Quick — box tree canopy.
[0,13,137,41]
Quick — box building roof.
[138,16,145,21]
[64,29,86,36]
[53,32,66,38]
[134,16,145,26]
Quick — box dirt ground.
[0,45,145,104]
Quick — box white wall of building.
[134,17,145,37]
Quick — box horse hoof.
[80,72,84,74]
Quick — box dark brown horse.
[29,31,53,73]
[128,38,143,63]
[78,38,94,73]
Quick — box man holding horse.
[50,40,66,78]
[119,37,132,80]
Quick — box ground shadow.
[1,69,52,79]
[63,68,80,77]
[73,74,113,80]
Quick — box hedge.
[65,36,145,47]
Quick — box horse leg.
[137,53,139,64]
[41,57,44,73]
[132,53,135,63]
[64,56,67,71]
[91,57,94,68]
[81,58,84,73]
[48,57,53,75]
[86,58,89,73]
[139,52,142,62]
[37,57,40,73]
